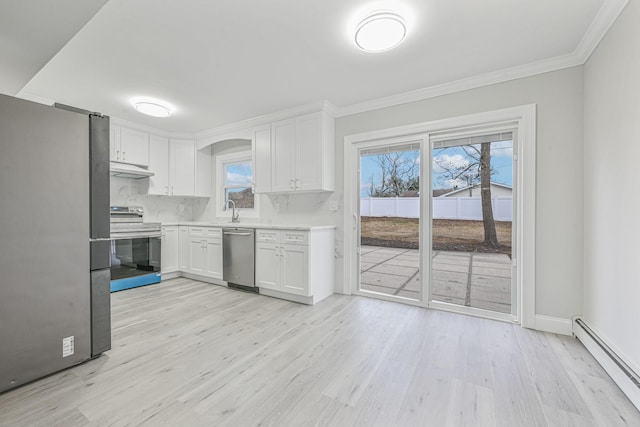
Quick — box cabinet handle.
[116,150,120,160]
[171,186,174,195]
[165,186,168,195]
[290,179,294,190]
[122,151,126,161]
[295,178,300,189]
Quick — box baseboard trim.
[573,318,640,411]
[161,271,181,280]
[259,288,313,305]
[180,272,227,287]
[534,315,573,335]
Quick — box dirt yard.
[360,217,512,255]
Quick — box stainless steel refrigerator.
[0,93,111,394]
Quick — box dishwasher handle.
[223,231,253,236]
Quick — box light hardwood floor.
[0,278,638,426]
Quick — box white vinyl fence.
[361,197,513,221]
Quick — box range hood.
[110,162,154,179]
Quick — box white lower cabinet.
[178,226,189,271]
[163,224,334,304]
[255,228,334,304]
[187,227,223,280]
[189,237,207,274]
[161,226,179,274]
[205,239,223,279]
[281,244,309,295]
[255,242,280,290]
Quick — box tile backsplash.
[110,177,196,222]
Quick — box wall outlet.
[62,336,74,358]
[329,201,338,211]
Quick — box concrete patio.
[360,246,512,314]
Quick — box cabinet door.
[253,124,271,193]
[148,135,169,195]
[281,244,309,296]
[205,239,223,279]
[161,226,179,273]
[295,113,323,191]
[255,242,280,290]
[110,124,121,162]
[189,238,206,274]
[195,145,212,197]
[270,119,296,192]
[120,127,149,167]
[170,139,195,196]
[178,226,190,271]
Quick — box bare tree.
[433,143,499,247]
[367,152,419,197]
[479,143,499,246]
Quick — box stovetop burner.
[110,206,161,236]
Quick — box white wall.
[336,67,585,320]
[584,1,640,373]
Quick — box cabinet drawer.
[256,229,280,243]
[282,230,308,245]
[189,227,222,239]
[189,227,206,237]
[205,227,222,239]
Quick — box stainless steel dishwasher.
[222,227,255,288]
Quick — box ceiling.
[3,0,612,133]
[0,0,108,95]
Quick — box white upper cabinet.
[110,125,149,167]
[252,124,271,194]
[266,111,334,193]
[169,139,195,196]
[147,136,211,197]
[271,119,296,192]
[148,135,170,195]
[195,146,212,197]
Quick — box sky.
[225,161,253,187]
[360,140,513,197]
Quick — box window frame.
[216,151,259,219]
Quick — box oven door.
[110,233,162,292]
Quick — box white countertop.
[161,221,335,231]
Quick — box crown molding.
[574,0,628,63]
[15,91,55,106]
[335,0,629,118]
[195,100,337,142]
[110,116,194,140]
[335,52,583,117]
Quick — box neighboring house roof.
[399,190,420,197]
[432,188,454,197]
[440,182,512,197]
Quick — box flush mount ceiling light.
[131,97,174,118]
[354,11,407,52]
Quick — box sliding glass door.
[429,131,516,318]
[358,142,422,302]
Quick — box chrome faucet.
[226,199,240,223]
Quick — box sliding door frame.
[343,104,537,327]
[352,134,428,308]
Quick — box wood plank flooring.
[0,278,638,426]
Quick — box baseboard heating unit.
[574,318,640,411]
